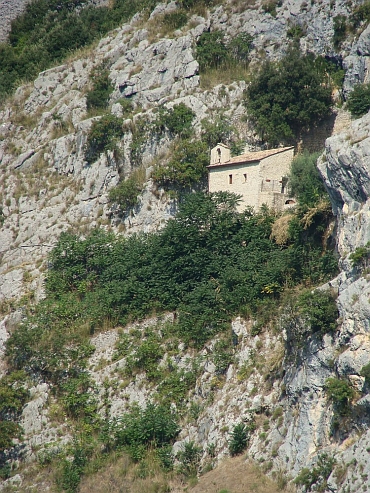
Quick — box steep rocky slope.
[1,0,370,492]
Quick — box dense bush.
[113,403,179,460]
[346,83,370,118]
[228,422,250,456]
[154,103,195,138]
[297,289,338,334]
[350,1,370,30]
[333,15,347,48]
[325,377,355,415]
[152,139,209,188]
[85,114,123,163]
[6,192,338,382]
[196,31,252,72]
[108,167,146,212]
[289,151,326,208]
[86,65,114,111]
[245,48,334,144]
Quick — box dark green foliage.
[177,441,202,475]
[245,48,334,145]
[347,83,370,118]
[349,243,370,267]
[108,169,145,212]
[213,338,234,375]
[333,15,347,48]
[196,31,228,71]
[360,363,370,385]
[196,31,253,72]
[161,11,188,30]
[0,0,158,100]
[287,24,305,39]
[0,372,29,455]
[58,435,94,493]
[298,289,338,334]
[156,367,197,407]
[152,139,209,188]
[227,32,253,64]
[154,103,195,138]
[126,333,164,381]
[86,65,114,111]
[6,192,338,380]
[61,372,98,424]
[262,0,282,17]
[289,151,326,208]
[325,377,355,415]
[0,421,22,453]
[200,114,234,150]
[294,453,336,492]
[350,1,370,30]
[113,403,179,460]
[228,422,253,456]
[85,114,123,163]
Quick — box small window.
[229,174,233,184]
[243,173,247,183]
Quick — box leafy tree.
[298,289,338,334]
[245,48,333,145]
[347,83,370,118]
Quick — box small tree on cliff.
[245,48,333,145]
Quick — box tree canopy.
[245,49,334,145]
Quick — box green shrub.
[325,377,354,415]
[333,15,347,48]
[85,114,123,163]
[245,48,334,145]
[86,65,114,111]
[347,83,370,118]
[152,138,209,188]
[196,31,252,72]
[61,373,98,424]
[298,289,338,334]
[289,151,326,208]
[162,11,188,30]
[108,167,146,212]
[360,362,370,385]
[200,114,234,149]
[177,441,202,475]
[154,103,195,138]
[228,422,253,456]
[287,24,305,39]
[294,453,336,493]
[113,403,179,456]
[213,338,234,375]
[262,0,282,17]
[350,1,370,30]
[349,243,370,267]
[156,367,197,407]
[0,421,22,453]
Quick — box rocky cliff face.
[2,0,370,491]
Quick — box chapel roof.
[207,146,294,169]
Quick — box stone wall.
[208,148,294,211]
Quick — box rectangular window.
[229,174,232,184]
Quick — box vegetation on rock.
[245,48,335,145]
